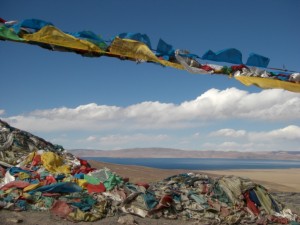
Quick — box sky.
[1,0,300,151]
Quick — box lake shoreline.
[84,157,300,171]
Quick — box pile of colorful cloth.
[0,120,299,224]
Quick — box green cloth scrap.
[71,195,96,212]
[84,174,100,185]
[103,174,123,191]
[290,222,300,225]
[254,186,273,214]
[211,183,231,205]
[189,193,208,208]
[221,66,232,75]
[0,26,24,41]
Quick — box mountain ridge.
[69,147,300,160]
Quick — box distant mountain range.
[69,148,300,160]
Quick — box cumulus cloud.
[210,125,300,141]
[210,129,247,138]
[0,109,5,116]
[85,133,169,147]
[248,125,300,141]
[30,103,121,120]
[204,125,300,151]
[2,88,300,132]
[202,141,265,151]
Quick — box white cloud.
[204,125,300,151]
[202,139,295,152]
[2,88,299,132]
[210,129,246,138]
[210,125,300,142]
[86,136,97,141]
[0,109,5,116]
[30,103,121,120]
[193,132,201,137]
[202,141,266,151]
[248,125,300,141]
[219,141,241,148]
[85,133,169,147]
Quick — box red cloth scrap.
[86,183,106,193]
[50,200,72,218]
[0,181,30,191]
[244,191,260,216]
[136,182,150,190]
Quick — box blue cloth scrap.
[246,53,270,68]
[68,31,107,49]
[270,195,280,213]
[249,189,261,207]
[9,167,31,176]
[202,48,243,64]
[73,173,84,179]
[55,174,65,181]
[28,182,82,194]
[143,191,158,209]
[172,192,181,202]
[156,39,175,60]
[273,73,290,81]
[11,19,53,33]
[118,32,152,49]
[70,195,96,211]
[16,200,28,210]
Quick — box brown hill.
[69,147,300,160]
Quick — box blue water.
[85,157,300,170]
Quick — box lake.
[84,157,300,170]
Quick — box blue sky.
[1,0,299,151]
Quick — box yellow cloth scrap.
[254,186,274,214]
[76,179,88,188]
[23,182,42,192]
[41,152,71,174]
[109,37,160,62]
[109,37,184,69]
[19,152,36,167]
[68,208,103,222]
[18,172,31,180]
[62,177,73,182]
[235,76,300,93]
[21,193,32,199]
[23,26,104,53]
[158,58,185,70]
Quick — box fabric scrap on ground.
[0,119,299,224]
